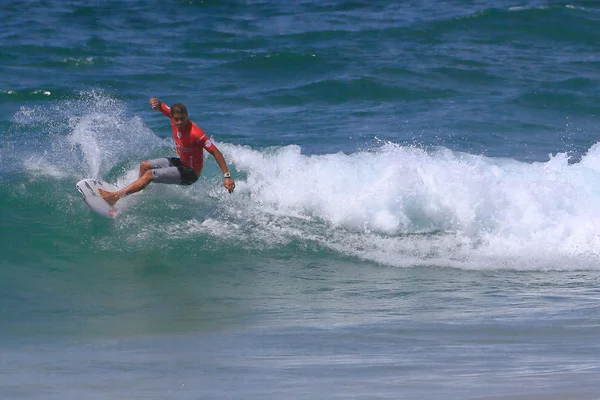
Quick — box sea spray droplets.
[66,90,165,178]
[10,89,168,181]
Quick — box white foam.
[221,141,600,270]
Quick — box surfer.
[98,98,235,206]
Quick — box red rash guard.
[158,103,216,173]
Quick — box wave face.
[3,92,600,271]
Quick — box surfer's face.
[172,113,188,130]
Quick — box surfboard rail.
[76,178,119,218]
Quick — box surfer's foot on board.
[98,188,120,206]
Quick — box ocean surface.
[2,1,600,398]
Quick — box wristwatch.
[223,172,231,179]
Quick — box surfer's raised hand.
[149,97,161,110]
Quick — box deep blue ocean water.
[3,1,600,398]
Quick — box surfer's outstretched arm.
[206,147,235,193]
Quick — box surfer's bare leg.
[98,170,153,206]
[139,161,151,178]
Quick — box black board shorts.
[149,158,199,186]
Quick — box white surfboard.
[76,178,120,218]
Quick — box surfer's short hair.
[170,103,188,117]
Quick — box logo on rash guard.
[205,140,212,147]
[177,131,182,138]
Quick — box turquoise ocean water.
[3,1,600,398]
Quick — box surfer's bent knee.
[139,161,151,174]
[142,169,153,182]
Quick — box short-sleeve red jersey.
[158,103,216,173]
